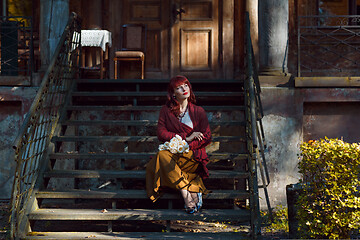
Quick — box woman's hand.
[186,132,204,142]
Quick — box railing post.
[246,10,274,238]
[249,76,257,148]
[297,15,301,77]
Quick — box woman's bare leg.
[180,189,196,209]
[190,192,198,203]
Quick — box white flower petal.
[170,138,177,145]
[169,140,178,148]
[178,145,185,153]
[175,134,183,141]
[169,147,177,154]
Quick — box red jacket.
[157,102,212,178]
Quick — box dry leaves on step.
[86,235,96,238]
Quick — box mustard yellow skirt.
[146,150,209,202]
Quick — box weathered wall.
[259,87,360,208]
[259,87,302,207]
[0,87,38,199]
[303,102,360,143]
[40,0,69,67]
[258,0,288,74]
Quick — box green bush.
[297,138,360,239]
[262,205,289,233]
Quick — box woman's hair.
[166,75,196,116]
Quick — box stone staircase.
[20,78,263,239]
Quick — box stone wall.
[0,87,38,199]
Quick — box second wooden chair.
[114,24,147,79]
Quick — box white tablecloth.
[81,30,112,52]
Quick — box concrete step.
[23,231,249,239]
[43,170,250,179]
[49,152,248,160]
[65,105,246,111]
[36,189,250,200]
[76,78,245,84]
[51,136,247,143]
[71,91,244,97]
[28,208,251,222]
[61,120,246,127]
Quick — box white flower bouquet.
[158,134,190,154]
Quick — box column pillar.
[40,0,69,68]
[258,0,289,75]
[246,0,259,66]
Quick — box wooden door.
[121,0,234,79]
[171,0,220,79]
[122,0,170,79]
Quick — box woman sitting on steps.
[146,75,212,214]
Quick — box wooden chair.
[80,46,109,79]
[114,24,147,79]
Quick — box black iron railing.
[0,16,35,80]
[245,12,272,239]
[298,15,360,77]
[9,12,81,239]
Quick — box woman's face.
[173,83,190,101]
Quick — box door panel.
[181,1,213,20]
[171,0,219,79]
[181,29,211,71]
[131,2,161,21]
[146,30,162,72]
[122,0,170,79]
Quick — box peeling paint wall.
[40,0,69,66]
[0,87,38,199]
[0,110,21,199]
[261,114,302,206]
[258,88,302,208]
[303,102,360,143]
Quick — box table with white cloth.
[80,30,112,78]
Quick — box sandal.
[185,206,198,214]
[196,193,203,211]
[184,192,202,214]
[181,190,202,214]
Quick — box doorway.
[121,0,235,79]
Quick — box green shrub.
[262,205,289,233]
[297,138,360,239]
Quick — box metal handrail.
[298,15,360,77]
[245,12,267,182]
[245,12,272,233]
[9,12,81,239]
